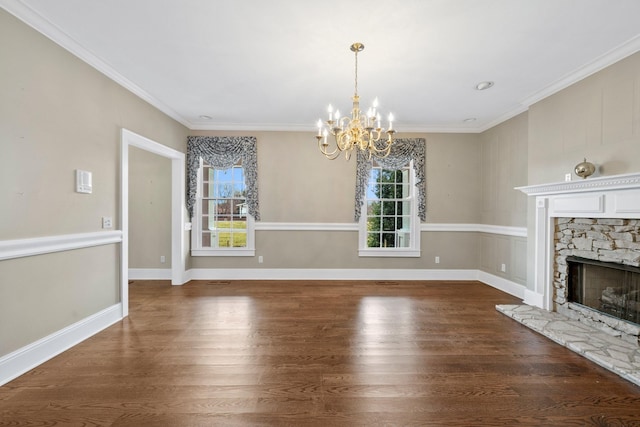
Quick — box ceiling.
[3,0,640,133]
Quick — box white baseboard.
[186,268,525,300]
[187,268,479,281]
[128,268,172,280]
[523,289,545,309]
[477,271,526,300]
[0,304,123,386]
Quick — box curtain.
[186,136,260,220]
[354,138,426,222]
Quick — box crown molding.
[520,34,640,108]
[0,0,190,128]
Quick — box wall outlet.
[258,256,263,264]
[501,263,506,272]
[160,255,166,264]
[102,216,113,229]
[565,173,572,182]
[435,256,440,264]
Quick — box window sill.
[191,248,255,257]
[358,249,421,258]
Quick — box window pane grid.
[365,165,412,249]
[200,163,248,249]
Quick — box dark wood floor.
[1,280,639,426]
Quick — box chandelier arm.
[317,137,341,160]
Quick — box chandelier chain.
[354,49,358,97]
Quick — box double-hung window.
[355,138,426,257]
[186,136,259,257]
[192,159,255,256]
[359,160,420,257]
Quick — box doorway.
[120,129,186,317]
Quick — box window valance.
[354,138,426,222]
[186,136,260,220]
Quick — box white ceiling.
[3,0,640,133]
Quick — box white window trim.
[358,162,421,257]
[191,159,255,257]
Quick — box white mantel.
[516,172,640,311]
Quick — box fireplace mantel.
[516,172,640,310]
[516,172,640,197]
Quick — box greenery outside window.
[359,160,420,257]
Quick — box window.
[187,135,259,257]
[191,159,255,256]
[359,160,420,257]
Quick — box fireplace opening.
[567,256,640,326]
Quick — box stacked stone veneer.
[554,218,640,344]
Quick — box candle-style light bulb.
[388,113,394,130]
[327,104,333,121]
[317,119,323,136]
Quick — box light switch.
[76,170,92,193]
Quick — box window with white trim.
[359,160,420,257]
[191,159,255,256]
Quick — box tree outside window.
[365,165,412,249]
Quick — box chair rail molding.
[0,231,122,261]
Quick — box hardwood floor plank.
[1,280,639,426]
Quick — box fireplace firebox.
[567,256,640,326]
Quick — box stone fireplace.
[554,218,640,342]
[517,172,640,344]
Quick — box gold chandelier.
[316,42,396,160]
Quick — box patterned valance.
[354,138,426,222]
[186,136,260,220]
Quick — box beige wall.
[480,113,528,227]
[187,130,483,270]
[477,113,529,285]
[0,245,119,354]
[128,147,172,268]
[423,133,482,224]
[0,10,187,357]
[528,52,640,185]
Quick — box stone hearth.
[497,304,640,386]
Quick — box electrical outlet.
[565,173,572,182]
[435,256,440,264]
[102,217,113,229]
[160,256,166,264]
[501,263,506,272]
[258,256,263,264]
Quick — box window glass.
[192,159,255,256]
[359,160,419,257]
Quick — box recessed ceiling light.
[475,81,494,91]
[199,115,212,120]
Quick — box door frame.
[120,128,186,317]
